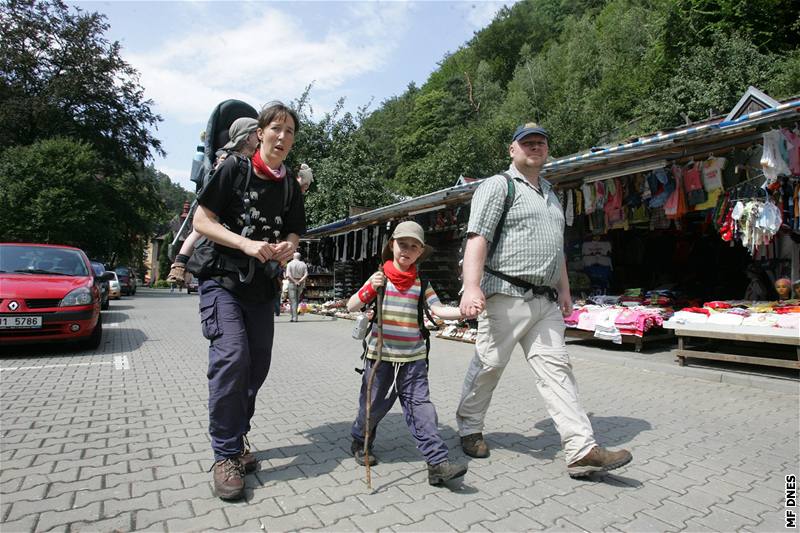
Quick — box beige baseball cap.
[381,221,434,263]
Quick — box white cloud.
[126,3,412,125]
[461,1,517,30]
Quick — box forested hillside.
[292,0,800,227]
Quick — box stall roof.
[306,96,800,238]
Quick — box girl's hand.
[369,271,386,290]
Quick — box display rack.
[304,271,334,301]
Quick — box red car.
[0,243,112,348]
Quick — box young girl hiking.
[346,221,474,485]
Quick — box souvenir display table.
[663,301,800,369]
[564,302,674,352]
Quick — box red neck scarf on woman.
[251,149,285,181]
[383,260,417,292]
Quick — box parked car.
[90,261,110,310]
[108,272,121,300]
[187,275,199,294]
[114,266,137,296]
[0,243,112,348]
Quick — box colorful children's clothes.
[359,277,440,363]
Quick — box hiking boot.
[351,439,377,466]
[238,435,257,474]
[238,450,257,473]
[568,446,632,478]
[212,458,245,500]
[460,433,490,458]
[428,460,468,486]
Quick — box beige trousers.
[456,294,596,464]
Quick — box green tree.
[0,0,163,168]
[158,231,173,281]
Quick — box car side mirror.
[98,272,115,282]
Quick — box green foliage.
[153,279,170,288]
[286,0,798,228]
[0,0,163,169]
[158,231,173,280]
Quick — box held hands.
[240,240,274,263]
[270,241,295,263]
[369,271,386,290]
[459,286,486,319]
[240,239,295,263]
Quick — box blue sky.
[73,1,515,190]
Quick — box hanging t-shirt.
[782,129,800,176]
[702,156,726,191]
[683,163,706,207]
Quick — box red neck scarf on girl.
[251,150,285,181]
[383,260,417,292]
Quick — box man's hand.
[460,286,486,319]
[557,292,573,317]
[270,241,295,263]
[240,239,274,263]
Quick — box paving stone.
[74,483,132,508]
[6,492,72,522]
[135,500,194,530]
[350,505,414,531]
[310,495,372,525]
[36,502,102,532]
[438,502,500,530]
[640,499,705,529]
[71,512,133,533]
[104,491,160,517]
[615,512,680,533]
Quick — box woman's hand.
[240,239,274,263]
[270,241,295,263]
[369,271,386,290]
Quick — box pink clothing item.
[782,129,800,176]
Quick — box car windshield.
[115,267,130,276]
[90,262,105,277]
[0,245,89,276]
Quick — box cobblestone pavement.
[1,289,798,532]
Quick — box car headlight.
[60,287,93,307]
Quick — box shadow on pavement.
[106,304,135,311]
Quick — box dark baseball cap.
[511,122,549,142]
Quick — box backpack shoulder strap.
[282,169,295,215]
[417,277,437,368]
[488,172,515,260]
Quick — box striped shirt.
[361,278,440,363]
[467,164,565,298]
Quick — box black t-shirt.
[198,156,307,302]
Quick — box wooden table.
[564,327,674,353]
[663,322,800,369]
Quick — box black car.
[90,261,110,310]
[114,266,137,296]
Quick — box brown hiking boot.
[567,446,632,478]
[239,450,257,473]
[212,458,245,500]
[460,433,490,458]
[428,460,468,486]
[351,439,377,466]
[167,262,186,285]
[239,435,257,473]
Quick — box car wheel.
[83,316,103,350]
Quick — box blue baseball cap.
[511,122,549,142]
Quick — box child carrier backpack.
[190,99,259,194]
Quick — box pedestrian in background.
[285,252,308,322]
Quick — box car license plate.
[0,316,43,328]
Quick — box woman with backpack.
[192,102,306,501]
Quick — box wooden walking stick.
[364,268,385,490]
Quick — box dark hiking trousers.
[199,280,274,461]
[351,358,449,465]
